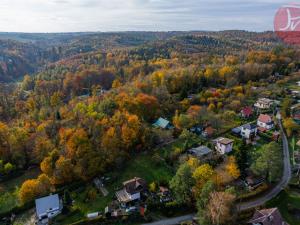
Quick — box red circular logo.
[274,2,300,45]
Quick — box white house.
[35,194,62,224]
[241,124,258,139]
[257,114,274,131]
[213,137,234,155]
[254,98,274,110]
[116,177,147,205]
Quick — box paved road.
[237,118,292,211]
[143,118,292,225]
[142,214,195,225]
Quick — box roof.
[214,137,234,145]
[153,118,170,129]
[242,123,257,130]
[258,114,272,124]
[116,189,131,203]
[204,126,214,136]
[241,106,253,116]
[35,194,60,216]
[257,98,274,104]
[123,177,147,195]
[232,127,241,134]
[188,146,212,158]
[248,208,288,225]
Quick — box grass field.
[0,168,40,214]
[54,150,176,224]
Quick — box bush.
[237,183,269,201]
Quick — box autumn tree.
[207,191,236,225]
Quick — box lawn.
[55,151,175,224]
[266,189,300,225]
[0,168,40,214]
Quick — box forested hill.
[0,31,283,82]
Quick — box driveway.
[237,118,291,211]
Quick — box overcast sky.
[0,0,291,32]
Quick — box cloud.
[0,0,291,32]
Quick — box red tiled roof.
[241,106,253,117]
[258,114,272,123]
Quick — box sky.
[0,0,293,32]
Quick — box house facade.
[35,194,62,224]
[213,137,234,155]
[254,98,274,109]
[257,114,274,131]
[116,177,147,205]
[248,208,289,225]
[241,124,258,139]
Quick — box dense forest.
[0,31,300,224]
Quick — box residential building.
[213,137,234,154]
[240,106,253,118]
[254,98,274,109]
[187,146,212,160]
[241,124,258,140]
[248,208,289,225]
[297,81,300,86]
[257,114,274,131]
[116,177,147,205]
[153,118,172,129]
[35,194,62,224]
[202,126,214,138]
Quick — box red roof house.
[241,106,253,118]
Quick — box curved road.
[237,118,291,211]
[143,118,292,225]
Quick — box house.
[213,137,234,155]
[245,176,265,190]
[231,126,242,136]
[257,114,274,131]
[158,186,172,203]
[248,208,289,225]
[202,126,214,138]
[189,125,203,135]
[241,106,253,118]
[187,146,213,160]
[241,124,258,140]
[116,177,147,205]
[35,194,62,224]
[297,81,300,86]
[153,118,172,129]
[254,98,274,109]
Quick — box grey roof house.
[187,146,212,159]
[35,194,62,224]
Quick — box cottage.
[241,124,258,140]
[254,98,274,110]
[153,118,172,129]
[187,146,212,160]
[245,176,265,190]
[116,177,147,205]
[202,126,214,138]
[240,106,253,118]
[213,137,234,155]
[248,208,288,225]
[257,114,274,131]
[35,194,62,224]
